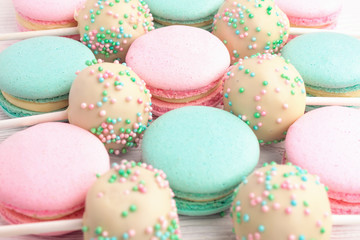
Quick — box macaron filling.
[149,79,222,103]
[15,12,77,31]
[305,84,360,97]
[153,16,214,28]
[1,91,68,112]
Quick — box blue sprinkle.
[229,101,232,106]
[102,97,108,102]
[250,72,255,77]
[236,201,241,206]
[243,214,250,222]
[258,225,265,232]
[266,175,272,181]
[248,45,253,49]
[253,126,258,131]
[261,200,267,206]
[301,176,307,182]
[122,233,129,239]
[299,235,305,240]
[100,27,105,32]
[238,65,244,70]
[96,102,103,107]
[235,30,240,35]
[224,93,229,98]
[291,200,297,206]
[251,37,256,42]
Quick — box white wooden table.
[0,0,359,239]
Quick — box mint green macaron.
[147,0,223,31]
[142,106,260,216]
[0,36,95,118]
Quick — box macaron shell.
[142,106,260,215]
[276,0,342,25]
[126,25,230,91]
[281,32,360,96]
[13,0,85,21]
[285,107,360,203]
[0,36,95,99]
[147,0,223,23]
[0,122,110,219]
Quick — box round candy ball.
[212,0,290,64]
[223,53,306,144]
[68,61,152,155]
[76,0,154,62]
[231,163,332,240]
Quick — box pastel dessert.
[0,122,110,234]
[276,0,342,31]
[231,162,332,240]
[142,106,260,216]
[75,0,154,62]
[0,36,95,118]
[67,61,152,155]
[12,0,84,31]
[223,53,306,144]
[126,25,230,116]
[212,0,290,64]
[82,160,181,240]
[284,106,360,214]
[146,0,223,31]
[281,32,360,98]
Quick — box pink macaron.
[276,0,342,38]
[126,25,230,116]
[12,0,84,32]
[284,106,360,214]
[0,122,110,234]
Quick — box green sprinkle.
[122,211,128,217]
[130,205,137,212]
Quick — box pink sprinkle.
[316,220,322,227]
[283,103,288,109]
[257,177,264,183]
[257,122,262,127]
[241,115,247,121]
[288,235,296,240]
[249,192,255,199]
[275,87,280,93]
[262,205,269,212]
[133,123,139,129]
[137,98,143,104]
[324,212,329,218]
[97,192,104,198]
[102,231,108,237]
[304,208,310,215]
[285,207,292,214]
[80,103,87,109]
[261,111,266,116]
[262,191,269,197]
[254,232,261,240]
[88,104,95,110]
[250,199,257,206]
[256,196,262,203]
[276,118,282,123]
[227,88,231,93]
[273,203,281,210]
[236,206,241,211]
[255,96,261,101]
[130,176,137,182]
[126,96,132,102]
[128,229,136,237]
[90,69,95,75]
[145,227,153,234]
[256,106,261,111]
[115,85,122,90]
[261,90,266,95]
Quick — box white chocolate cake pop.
[82,160,181,240]
[67,61,152,154]
[75,0,154,62]
[223,53,306,144]
[231,162,332,240]
[212,0,289,64]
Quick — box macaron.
[12,0,84,31]
[0,122,110,233]
[142,106,260,216]
[281,32,360,99]
[75,0,154,62]
[67,61,152,155]
[0,36,95,118]
[223,53,306,144]
[146,0,223,31]
[284,106,360,214]
[276,0,342,30]
[231,162,332,240]
[126,25,230,116]
[82,160,181,240]
[212,0,290,64]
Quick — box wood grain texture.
[0,0,359,239]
